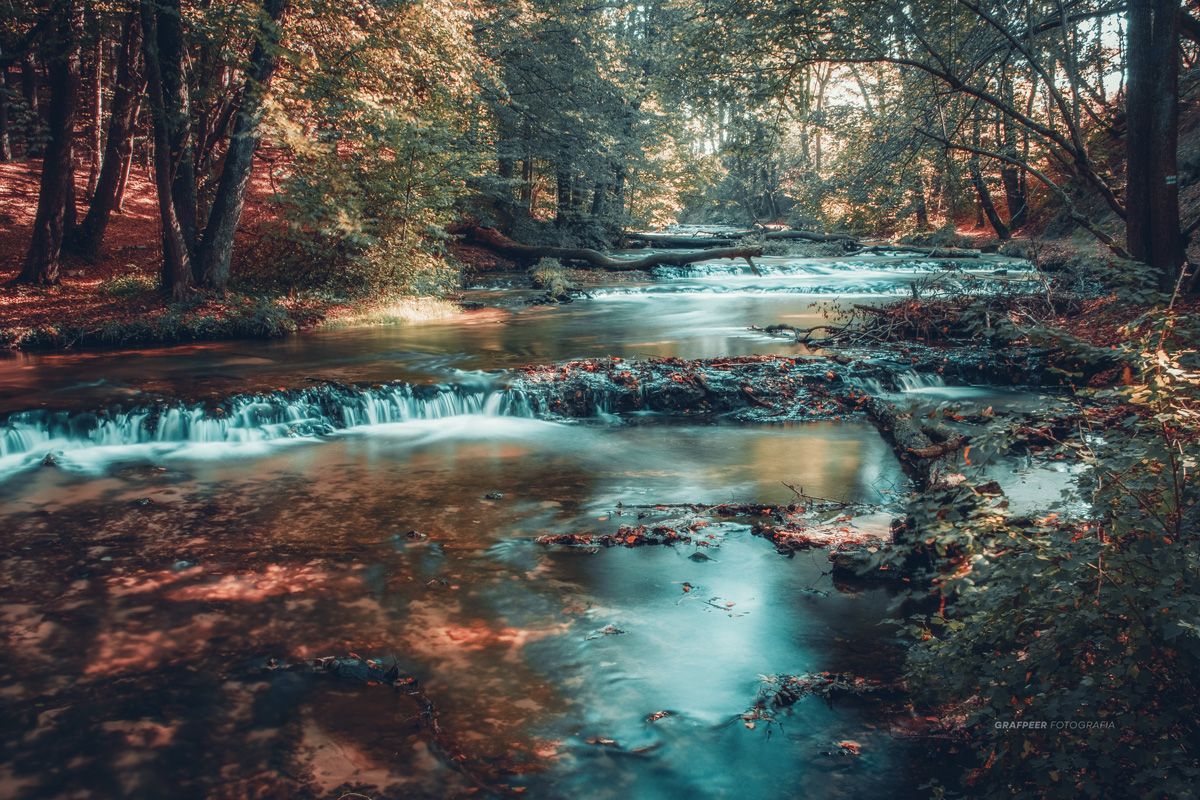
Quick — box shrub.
[887,305,1200,798]
[99,272,157,298]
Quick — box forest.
[0,0,1197,798]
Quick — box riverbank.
[0,160,472,350]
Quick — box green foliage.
[262,0,482,295]
[1,294,301,350]
[887,308,1200,797]
[529,258,573,298]
[99,273,158,299]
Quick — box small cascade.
[895,371,948,392]
[855,371,948,396]
[0,382,534,462]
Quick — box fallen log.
[460,225,761,271]
[623,228,860,248]
[864,397,966,489]
[620,227,982,259]
[762,229,859,243]
[851,245,981,259]
[623,231,746,247]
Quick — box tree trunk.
[85,10,103,199]
[164,34,197,260]
[114,101,139,212]
[555,169,571,225]
[16,1,82,286]
[70,12,143,261]
[914,183,930,230]
[969,117,1010,240]
[20,53,42,155]
[998,83,1028,230]
[195,0,288,291]
[999,165,1027,230]
[1126,0,1184,291]
[590,180,607,217]
[519,156,534,209]
[970,159,1010,241]
[140,0,192,298]
[0,61,11,161]
[612,164,626,218]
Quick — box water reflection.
[0,418,918,798]
[0,252,1029,412]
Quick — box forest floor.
[0,159,461,350]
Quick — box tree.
[140,0,193,297]
[16,0,82,286]
[70,10,143,261]
[1126,0,1185,289]
[194,0,288,290]
[139,0,288,296]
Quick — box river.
[0,249,1035,798]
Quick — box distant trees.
[1,0,1195,296]
[475,0,705,233]
[678,0,1194,288]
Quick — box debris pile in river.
[514,355,855,421]
[753,519,886,553]
[537,521,719,548]
[740,672,890,729]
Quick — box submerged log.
[460,225,761,271]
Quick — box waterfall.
[855,371,948,396]
[894,371,948,392]
[0,382,534,462]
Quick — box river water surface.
[0,251,1032,798]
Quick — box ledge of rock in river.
[512,355,864,421]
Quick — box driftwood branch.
[460,225,762,271]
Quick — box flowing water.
[0,250,1037,799]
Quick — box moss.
[530,258,574,299]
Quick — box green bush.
[887,306,1200,798]
[99,272,157,298]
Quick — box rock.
[586,623,626,640]
[484,491,504,500]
